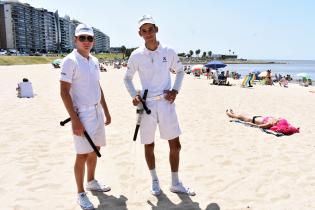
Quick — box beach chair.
[241,75,248,87]
[241,74,255,87]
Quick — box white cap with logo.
[138,15,156,28]
[75,23,94,36]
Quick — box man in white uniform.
[124,15,195,196]
[60,23,111,210]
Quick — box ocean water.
[224,60,315,80]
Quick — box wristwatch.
[171,89,178,94]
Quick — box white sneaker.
[170,182,196,196]
[77,192,94,210]
[151,180,161,196]
[86,180,111,192]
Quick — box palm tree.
[202,52,206,58]
[229,49,231,55]
[189,50,193,57]
[208,51,212,58]
[195,49,201,57]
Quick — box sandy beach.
[0,64,314,210]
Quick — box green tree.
[208,51,212,58]
[189,50,193,57]
[202,52,206,58]
[195,49,201,57]
[125,47,137,58]
[121,45,126,59]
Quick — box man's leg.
[85,147,111,192]
[86,147,99,182]
[75,154,95,209]
[168,137,181,172]
[144,143,155,170]
[145,143,161,195]
[74,154,88,193]
[168,137,195,196]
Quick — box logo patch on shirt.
[162,57,167,62]
[61,72,66,76]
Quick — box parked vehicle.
[0,50,7,55]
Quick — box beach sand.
[0,64,314,210]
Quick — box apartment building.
[0,0,110,53]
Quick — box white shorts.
[73,105,106,154]
[140,97,181,144]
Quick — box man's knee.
[76,154,88,162]
[169,138,181,153]
[145,143,155,152]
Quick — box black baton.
[133,89,151,141]
[60,118,101,157]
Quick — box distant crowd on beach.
[182,65,313,88]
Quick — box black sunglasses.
[78,35,94,42]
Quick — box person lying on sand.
[226,109,299,135]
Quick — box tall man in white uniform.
[60,23,111,210]
[124,15,195,196]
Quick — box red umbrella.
[191,64,204,72]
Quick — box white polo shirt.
[124,43,183,98]
[60,49,101,109]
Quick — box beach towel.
[230,120,285,137]
[269,119,300,135]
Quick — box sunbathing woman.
[226,109,299,135]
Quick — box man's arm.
[99,84,111,125]
[60,81,84,136]
[124,55,141,106]
[165,50,185,103]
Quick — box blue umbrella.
[204,60,227,69]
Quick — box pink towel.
[270,118,299,135]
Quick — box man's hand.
[71,116,85,136]
[132,95,141,106]
[105,113,111,125]
[164,89,178,103]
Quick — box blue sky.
[19,0,315,60]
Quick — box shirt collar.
[74,49,91,61]
[142,42,162,54]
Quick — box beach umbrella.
[52,58,62,68]
[52,58,62,65]
[296,72,310,78]
[204,60,226,69]
[191,64,204,72]
[258,71,272,77]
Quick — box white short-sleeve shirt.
[125,43,183,97]
[60,49,101,108]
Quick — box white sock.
[171,172,180,186]
[150,169,158,181]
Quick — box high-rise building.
[0,0,110,53]
[93,27,110,53]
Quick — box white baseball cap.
[75,23,94,36]
[138,15,156,28]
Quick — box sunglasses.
[78,36,94,42]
